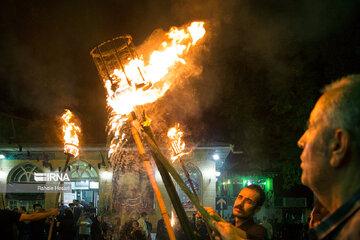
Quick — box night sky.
[1,0,359,153]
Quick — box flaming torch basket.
[90,35,151,92]
[90,33,218,239]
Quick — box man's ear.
[329,129,350,168]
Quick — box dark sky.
[0,0,359,146]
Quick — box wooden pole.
[129,118,176,240]
[47,154,72,240]
[141,123,200,240]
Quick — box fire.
[94,21,206,156]
[106,21,205,116]
[61,109,81,158]
[167,123,189,161]
[171,211,175,227]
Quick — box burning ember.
[167,123,190,161]
[91,21,206,156]
[61,109,81,158]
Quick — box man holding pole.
[199,184,266,240]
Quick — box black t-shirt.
[0,210,21,240]
[234,218,267,240]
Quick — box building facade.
[0,144,231,226]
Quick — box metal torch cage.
[90,35,151,91]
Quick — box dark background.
[1,0,359,187]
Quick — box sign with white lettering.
[34,172,70,182]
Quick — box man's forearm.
[19,211,52,222]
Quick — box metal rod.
[178,157,214,240]
[129,117,176,240]
[126,42,147,83]
[112,41,132,86]
[48,153,72,240]
[178,157,199,199]
[97,47,113,82]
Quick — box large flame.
[61,109,81,158]
[167,123,189,162]
[106,21,206,156]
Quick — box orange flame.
[167,123,189,161]
[105,21,206,156]
[61,109,81,158]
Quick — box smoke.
[1,0,359,147]
[151,0,360,164]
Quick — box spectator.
[58,207,75,240]
[77,213,92,240]
[58,201,67,216]
[73,200,83,224]
[68,203,75,213]
[88,202,96,216]
[155,218,170,240]
[119,219,134,240]
[0,207,57,240]
[18,207,31,240]
[131,220,147,240]
[297,75,360,239]
[81,200,89,213]
[138,212,149,238]
[101,215,112,240]
[91,215,103,240]
[145,216,152,238]
[119,219,146,240]
[30,204,46,240]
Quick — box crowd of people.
[2,199,114,240]
[2,199,213,240]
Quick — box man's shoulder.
[248,222,266,232]
[241,221,267,240]
[337,209,360,239]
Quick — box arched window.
[10,163,43,182]
[67,161,99,209]
[69,161,98,181]
[7,163,45,210]
[177,162,202,211]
